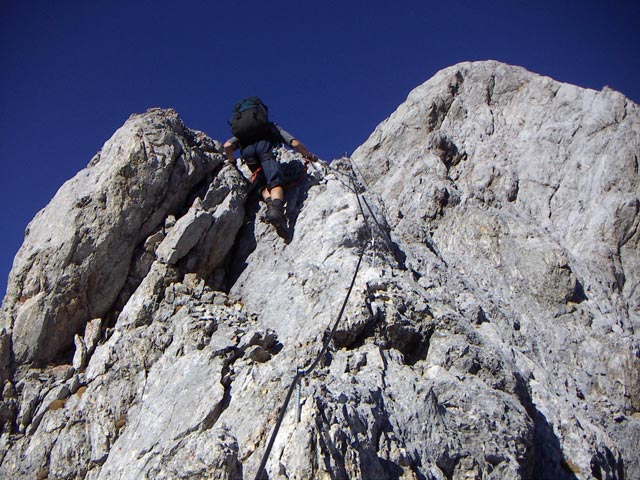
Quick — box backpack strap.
[234,96,268,114]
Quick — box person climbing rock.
[223,96,318,229]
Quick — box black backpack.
[230,96,272,144]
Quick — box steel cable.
[253,171,370,480]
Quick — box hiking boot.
[265,199,286,226]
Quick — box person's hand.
[305,153,319,162]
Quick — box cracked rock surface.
[1,61,639,479]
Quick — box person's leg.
[261,182,282,204]
[255,142,283,193]
[253,141,286,225]
[269,185,283,201]
[241,143,269,199]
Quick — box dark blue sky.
[1,0,639,298]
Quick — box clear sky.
[1,0,639,299]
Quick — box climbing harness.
[253,158,395,480]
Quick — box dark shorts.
[240,140,283,189]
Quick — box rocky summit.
[0,61,639,480]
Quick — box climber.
[223,96,318,228]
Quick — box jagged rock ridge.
[0,61,639,479]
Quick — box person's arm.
[273,124,319,162]
[291,139,318,161]
[223,138,238,165]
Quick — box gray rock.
[83,318,102,355]
[72,334,87,370]
[352,60,640,479]
[156,202,215,264]
[1,108,222,364]
[0,330,11,383]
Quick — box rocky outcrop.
[1,109,226,365]
[0,61,639,480]
[351,61,640,478]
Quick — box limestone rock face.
[1,109,224,365]
[351,61,640,479]
[0,62,639,480]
